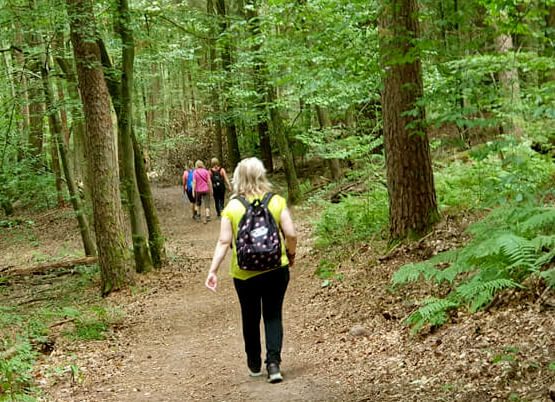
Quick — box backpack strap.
[234,195,251,210]
[261,192,275,207]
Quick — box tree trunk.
[379,0,439,241]
[55,56,90,211]
[245,4,274,172]
[315,106,342,181]
[115,0,153,273]
[41,54,97,257]
[544,5,555,82]
[47,111,65,208]
[12,26,30,162]
[207,0,224,163]
[66,0,134,295]
[267,88,300,204]
[132,128,165,268]
[493,10,522,136]
[98,36,165,270]
[215,0,241,168]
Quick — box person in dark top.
[209,158,231,218]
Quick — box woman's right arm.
[280,208,297,266]
[205,217,233,292]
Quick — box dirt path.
[45,186,346,401]
[15,185,553,401]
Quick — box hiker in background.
[205,157,297,384]
[192,160,212,223]
[182,163,197,219]
[210,157,231,218]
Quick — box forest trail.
[9,185,552,401]
[45,185,346,401]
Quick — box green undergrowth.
[0,264,123,400]
[312,136,554,314]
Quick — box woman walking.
[209,157,231,217]
[192,160,212,223]
[205,157,297,383]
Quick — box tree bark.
[115,0,153,273]
[215,0,241,168]
[207,0,224,163]
[245,4,274,172]
[41,52,97,256]
[315,106,342,181]
[379,0,439,241]
[66,0,134,295]
[98,37,165,270]
[267,88,300,204]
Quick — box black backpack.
[235,193,282,271]
[212,168,224,190]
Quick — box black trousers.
[233,266,290,368]
[213,189,225,217]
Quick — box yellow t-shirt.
[223,193,290,280]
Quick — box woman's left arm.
[222,168,232,189]
[205,217,233,292]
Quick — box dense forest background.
[0,0,554,400]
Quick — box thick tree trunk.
[67,0,134,295]
[379,0,439,241]
[98,36,165,270]
[41,56,97,257]
[116,0,153,273]
[315,106,342,181]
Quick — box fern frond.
[405,298,459,334]
[429,249,459,265]
[538,269,555,288]
[520,208,555,235]
[434,260,474,283]
[457,278,522,312]
[393,262,437,285]
[531,235,555,251]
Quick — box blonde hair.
[211,158,220,168]
[232,157,272,197]
[195,160,205,169]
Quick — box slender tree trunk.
[132,128,165,268]
[215,0,241,168]
[12,26,30,162]
[492,10,522,136]
[41,54,97,256]
[544,5,555,82]
[207,0,224,163]
[267,88,300,204]
[115,0,153,273]
[315,106,342,181]
[379,0,438,241]
[67,0,134,295]
[48,113,65,207]
[55,57,89,200]
[43,62,96,254]
[245,4,274,172]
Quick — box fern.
[457,278,522,312]
[520,208,555,235]
[393,203,554,334]
[392,262,437,284]
[405,298,460,334]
